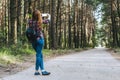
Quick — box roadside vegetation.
[113,48,120,56]
[0,45,86,68]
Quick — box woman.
[28,10,50,75]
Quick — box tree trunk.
[80,0,84,48]
[68,0,72,48]
[42,0,45,13]
[17,0,22,37]
[63,5,67,48]
[50,0,56,49]
[56,0,61,48]
[10,0,17,44]
[110,0,117,47]
[83,4,87,47]
[57,0,62,48]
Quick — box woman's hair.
[32,10,42,27]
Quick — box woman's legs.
[33,38,50,75]
[35,51,44,70]
[35,38,44,71]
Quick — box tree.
[94,0,120,48]
[50,0,56,49]
[9,0,17,44]
[0,0,98,49]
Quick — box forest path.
[1,48,120,80]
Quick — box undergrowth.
[113,48,120,54]
[0,44,86,67]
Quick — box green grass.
[0,45,87,67]
[0,50,19,66]
[113,48,120,54]
[0,45,34,66]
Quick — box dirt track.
[1,48,120,80]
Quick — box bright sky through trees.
[95,4,102,27]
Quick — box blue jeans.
[32,38,44,71]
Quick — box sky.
[95,4,102,23]
[94,4,103,28]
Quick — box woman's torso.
[28,19,44,39]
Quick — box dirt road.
[1,48,120,80]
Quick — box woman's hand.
[43,19,49,24]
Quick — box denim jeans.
[32,38,44,71]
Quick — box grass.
[113,48,120,54]
[0,45,34,67]
[0,45,87,67]
[0,50,19,66]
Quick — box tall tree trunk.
[76,6,80,48]
[63,5,67,48]
[83,4,87,47]
[42,0,45,13]
[50,0,56,49]
[24,0,28,20]
[110,0,117,47]
[56,0,61,48]
[10,0,17,44]
[117,0,120,47]
[58,4,62,48]
[116,0,120,18]
[73,0,78,48]
[57,0,62,48]
[17,0,22,37]
[28,0,32,15]
[80,0,84,48]
[5,0,8,44]
[68,0,72,48]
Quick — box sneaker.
[42,71,50,75]
[34,72,40,75]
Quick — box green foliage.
[0,47,19,66]
[29,14,32,19]
[85,0,100,10]
[98,0,120,48]
[0,43,86,66]
[0,30,6,45]
[114,48,120,54]
[0,44,35,66]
